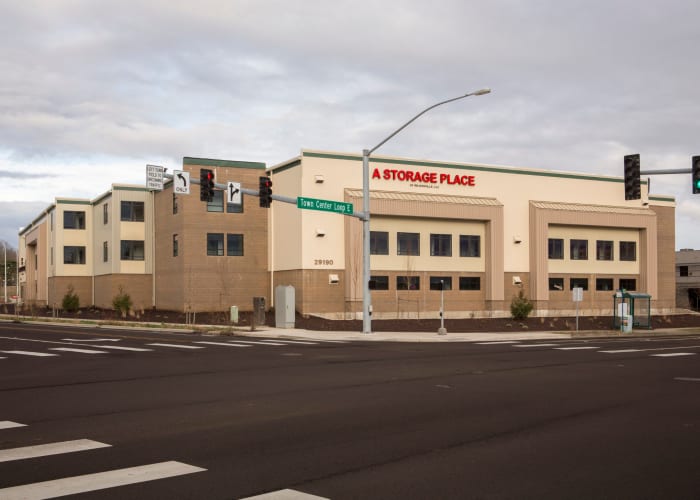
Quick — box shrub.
[510,289,534,320]
[112,286,133,318]
[62,285,80,312]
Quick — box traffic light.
[623,154,641,200]
[693,156,700,194]
[259,176,273,208]
[200,169,215,202]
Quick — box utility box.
[229,306,239,324]
[253,297,266,327]
[275,285,295,328]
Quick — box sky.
[1,0,700,251]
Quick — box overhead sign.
[173,170,190,195]
[146,164,165,190]
[297,196,353,215]
[227,182,241,204]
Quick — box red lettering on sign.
[374,168,475,187]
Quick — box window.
[369,276,389,290]
[50,211,54,231]
[103,203,108,224]
[570,239,588,260]
[548,238,564,259]
[397,276,420,290]
[430,234,452,257]
[227,234,244,256]
[120,201,144,222]
[549,277,564,291]
[50,247,53,266]
[430,276,452,290]
[173,234,178,257]
[173,193,178,215]
[459,277,481,290]
[227,197,244,213]
[120,240,145,261]
[207,233,224,256]
[397,233,420,256]
[207,191,224,213]
[64,246,86,264]
[103,241,108,262]
[63,211,85,229]
[460,235,480,257]
[680,266,689,277]
[596,240,614,261]
[370,231,389,255]
[596,278,614,291]
[620,241,636,261]
[570,277,588,290]
[619,278,636,291]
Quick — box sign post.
[572,287,583,331]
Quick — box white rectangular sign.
[572,287,584,302]
[227,182,241,204]
[173,170,190,195]
[146,164,165,190]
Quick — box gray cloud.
[1,0,699,248]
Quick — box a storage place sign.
[372,167,476,186]
[297,196,354,215]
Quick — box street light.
[2,241,6,304]
[360,88,491,334]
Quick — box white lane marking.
[195,341,251,348]
[651,353,696,357]
[62,338,121,342]
[475,341,520,345]
[50,348,108,354]
[83,345,153,352]
[675,377,700,382]
[240,488,330,499]
[600,349,643,353]
[264,339,318,345]
[514,343,559,348]
[554,346,600,351]
[0,421,26,430]
[0,350,58,357]
[0,439,111,463]
[0,460,206,499]
[147,343,205,349]
[231,340,287,346]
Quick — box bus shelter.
[613,291,652,330]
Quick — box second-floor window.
[63,211,85,229]
[121,201,144,222]
[64,246,86,264]
[120,240,145,260]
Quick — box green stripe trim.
[649,195,675,202]
[270,159,301,175]
[301,151,648,185]
[56,199,91,205]
[184,157,265,170]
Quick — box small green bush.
[510,289,534,320]
[62,285,80,312]
[112,286,133,318]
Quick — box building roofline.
[183,156,265,170]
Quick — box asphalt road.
[1,321,699,499]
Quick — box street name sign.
[173,170,190,195]
[146,164,165,190]
[227,182,242,204]
[297,196,353,215]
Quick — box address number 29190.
[314,259,334,266]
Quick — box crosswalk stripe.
[0,350,58,357]
[0,460,206,499]
[554,346,600,350]
[240,488,329,499]
[600,349,642,353]
[0,421,26,430]
[651,353,696,357]
[0,439,111,463]
[514,344,559,348]
[195,341,251,348]
[147,343,205,349]
[62,338,121,342]
[49,348,108,354]
[271,340,318,345]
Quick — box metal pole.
[362,150,372,334]
[438,279,447,335]
[3,242,6,304]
